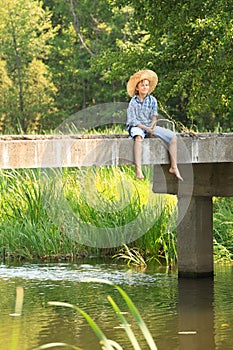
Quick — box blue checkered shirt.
[126,94,158,130]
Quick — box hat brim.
[127,69,158,97]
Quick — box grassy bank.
[0,167,232,264]
[213,197,233,263]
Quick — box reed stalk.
[39,279,158,350]
[1,168,232,263]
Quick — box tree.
[23,59,57,131]
[0,0,57,132]
[0,60,13,132]
[100,0,233,130]
[45,0,130,121]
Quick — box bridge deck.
[0,132,233,169]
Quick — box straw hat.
[127,69,158,97]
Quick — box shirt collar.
[134,94,149,103]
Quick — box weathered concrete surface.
[177,196,213,278]
[176,132,233,163]
[0,132,233,169]
[153,163,233,197]
[0,134,161,169]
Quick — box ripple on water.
[0,262,174,286]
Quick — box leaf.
[114,285,158,350]
[107,296,141,350]
[35,343,82,349]
[48,301,114,350]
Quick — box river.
[0,259,232,350]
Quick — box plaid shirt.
[126,94,158,130]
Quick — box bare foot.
[169,167,183,181]
[136,167,144,180]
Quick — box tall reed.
[1,167,232,264]
[0,169,82,260]
[0,166,177,263]
[213,197,233,263]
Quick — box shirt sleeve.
[149,96,158,118]
[126,99,139,128]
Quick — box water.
[0,260,232,350]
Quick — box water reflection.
[0,262,232,350]
[178,278,215,350]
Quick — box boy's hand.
[148,126,154,135]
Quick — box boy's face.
[136,79,150,95]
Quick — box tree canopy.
[0,0,232,132]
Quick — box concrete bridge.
[1,132,233,277]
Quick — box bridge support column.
[177,196,214,278]
[152,163,230,278]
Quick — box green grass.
[0,169,83,260]
[133,195,178,266]
[0,168,233,264]
[213,197,233,263]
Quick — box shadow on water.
[178,278,215,350]
[178,266,233,350]
[0,260,232,350]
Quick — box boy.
[126,69,183,181]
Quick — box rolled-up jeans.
[129,125,175,144]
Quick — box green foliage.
[0,169,81,260]
[0,0,57,132]
[1,168,233,264]
[45,0,128,122]
[0,0,232,131]
[103,0,233,130]
[0,166,177,264]
[213,197,233,263]
[133,195,178,266]
[0,60,13,131]
[63,166,143,228]
[113,244,147,268]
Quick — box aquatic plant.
[113,244,147,268]
[36,279,158,350]
[133,195,178,267]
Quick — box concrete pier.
[1,132,233,277]
[177,196,213,278]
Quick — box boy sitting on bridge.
[126,69,183,181]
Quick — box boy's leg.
[129,127,146,180]
[134,135,144,179]
[153,126,183,181]
[168,135,183,181]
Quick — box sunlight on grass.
[113,244,147,268]
[1,168,232,264]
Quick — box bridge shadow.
[178,277,215,349]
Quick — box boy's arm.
[136,123,153,132]
[137,115,157,133]
[151,115,157,129]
